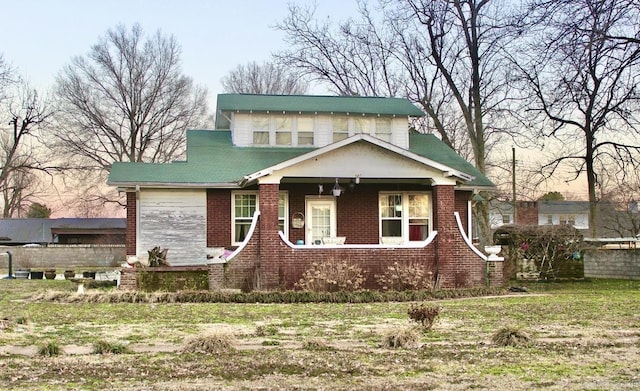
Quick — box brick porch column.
[433,185,457,288]
[258,183,280,289]
[126,191,137,256]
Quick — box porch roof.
[108,130,494,188]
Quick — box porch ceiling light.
[332,178,343,197]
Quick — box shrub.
[37,341,61,357]
[254,324,279,337]
[407,303,440,331]
[492,326,531,347]
[181,334,235,354]
[302,338,334,351]
[92,340,130,354]
[295,259,366,292]
[375,262,434,291]
[381,327,420,349]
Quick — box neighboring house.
[538,201,590,230]
[489,199,640,239]
[107,94,501,289]
[0,218,126,245]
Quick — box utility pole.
[512,146,517,224]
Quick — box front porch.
[208,182,503,290]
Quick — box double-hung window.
[375,118,392,142]
[233,192,258,244]
[252,115,270,145]
[379,192,431,241]
[232,191,288,245]
[297,116,314,146]
[275,116,292,146]
[332,117,349,142]
[278,192,288,233]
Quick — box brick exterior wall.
[207,189,233,247]
[126,192,136,256]
[214,222,437,290]
[516,201,538,225]
[127,183,502,291]
[433,185,493,288]
[455,190,472,238]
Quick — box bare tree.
[0,69,54,218]
[54,23,209,171]
[277,1,519,245]
[221,61,308,94]
[513,0,640,237]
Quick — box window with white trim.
[297,116,314,146]
[375,118,392,142]
[379,192,432,241]
[275,116,292,145]
[251,114,316,146]
[251,115,270,145]
[353,117,369,134]
[232,191,288,244]
[278,192,288,233]
[233,192,258,244]
[332,117,349,142]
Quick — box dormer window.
[375,118,392,142]
[297,116,314,146]
[332,117,349,142]
[252,115,270,145]
[275,116,292,145]
[250,114,315,146]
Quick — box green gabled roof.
[108,130,314,186]
[216,94,424,128]
[108,130,494,189]
[408,132,495,188]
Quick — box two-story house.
[107,94,501,290]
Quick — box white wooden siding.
[391,118,409,149]
[138,189,207,265]
[233,113,252,146]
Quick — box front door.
[306,197,336,245]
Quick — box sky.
[0,0,588,212]
[0,0,361,104]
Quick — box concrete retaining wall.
[0,245,125,270]
[584,248,640,280]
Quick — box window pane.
[298,132,314,145]
[235,222,252,242]
[381,194,402,218]
[275,117,291,131]
[275,132,291,145]
[251,115,269,130]
[354,117,369,134]
[253,131,269,145]
[298,116,314,131]
[235,194,257,218]
[382,220,402,237]
[408,194,428,217]
[409,218,429,241]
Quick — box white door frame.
[305,196,337,245]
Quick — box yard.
[0,279,638,390]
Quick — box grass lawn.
[0,279,639,390]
